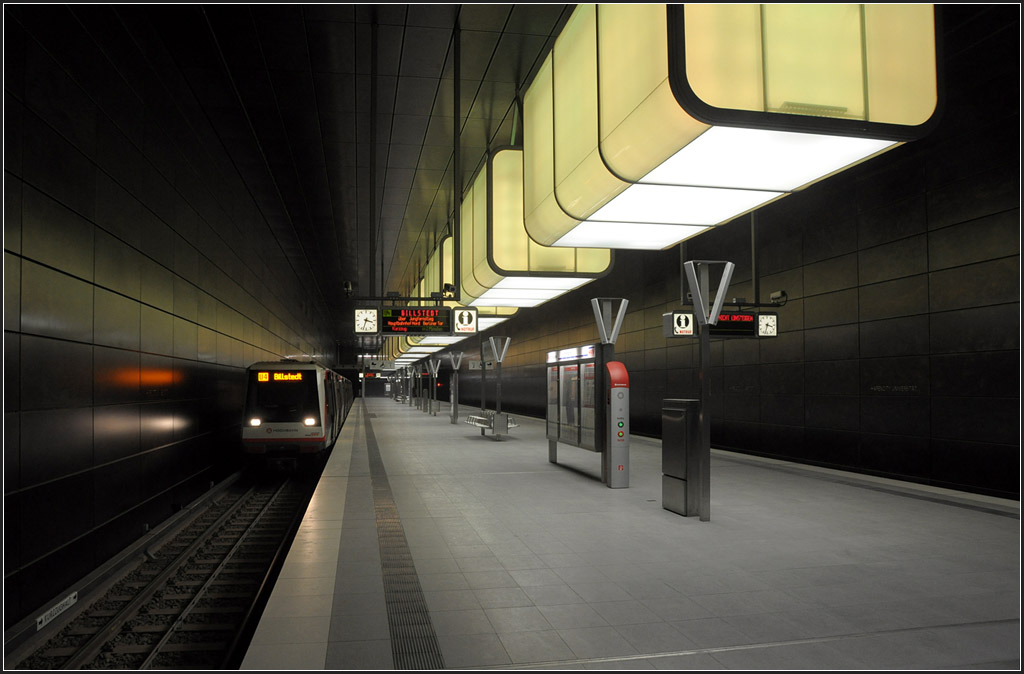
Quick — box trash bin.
[662,399,700,516]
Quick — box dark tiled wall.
[450,6,1020,500]
[4,7,338,625]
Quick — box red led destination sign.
[707,312,756,337]
[381,307,451,335]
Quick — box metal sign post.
[427,359,441,416]
[489,336,511,416]
[682,260,734,522]
[488,336,511,440]
[407,367,414,407]
[448,352,464,424]
[591,297,628,486]
[478,334,487,434]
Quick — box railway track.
[13,474,314,670]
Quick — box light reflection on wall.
[101,367,181,389]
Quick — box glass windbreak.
[546,365,560,439]
[559,364,580,444]
[246,370,321,424]
[579,361,597,450]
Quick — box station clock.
[354,308,379,334]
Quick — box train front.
[241,363,327,470]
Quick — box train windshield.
[246,370,320,423]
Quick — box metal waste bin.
[662,399,700,516]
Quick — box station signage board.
[547,344,596,363]
[453,306,478,334]
[664,311,778,338]
[707,311,757,337]
[381,307,451,335]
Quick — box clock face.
[355,309,378,334]
[758,313,777,337]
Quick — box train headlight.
[249,418,261,427]
[303,417,317,426]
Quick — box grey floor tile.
[670,616,754,649]
[558,626,641,659]
[324,639,393,670]
[708,639,869,670]
[464,569,518,589]
[511,567,567,587]
[423,589,482,611]
[332,590,386,616]
[499,629,577,665]
[328,612,390,642]
[584,658,659,669]
[641,595,717,622]
[591,600,664,626]
[429,608,495,636]
[413,556,462,574]
[418,572,470,591]
[449,544,494,558]
[567,581,633,603]
[437,632,512,668]
[552,565,609,583]
[613,621,698,654]
[456,554,507,572]
[474,586,535,609]
[538,603,610,630]
[649,652,728,670]
[333,573,384,595]
[486,605,554,632]
[522,583,587,606]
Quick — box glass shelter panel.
[559,364,580,445]
[580,361,597,449]
[547,365,559,439]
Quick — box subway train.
[241,360,354,471]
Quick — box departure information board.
[381,307,451,334]
[708,312,756,337]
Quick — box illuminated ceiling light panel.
[415,335,467,346]
[524,3,939,251]
[478,316,511,330]
[461,148,612,308]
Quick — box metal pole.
[698,265,712,522]
[479,334,486,435]
[450,371,459,424]
[495,360,502,416]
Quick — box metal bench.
[464,411,519,438]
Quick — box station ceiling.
[153,4,573,357]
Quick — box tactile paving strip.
[364,412,445,670]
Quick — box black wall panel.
[5,6,342,627]
[805,361,859,396]
[930,351,1019,398]
[20,408,94,484]
[860,315,930,357]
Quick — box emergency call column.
[606,361,630,489]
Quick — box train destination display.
[664,311,778,338]
[381,307,451,335]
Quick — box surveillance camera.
[343,281,353,297]
[770,290,787,304]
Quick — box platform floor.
[240,397,1019,670]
